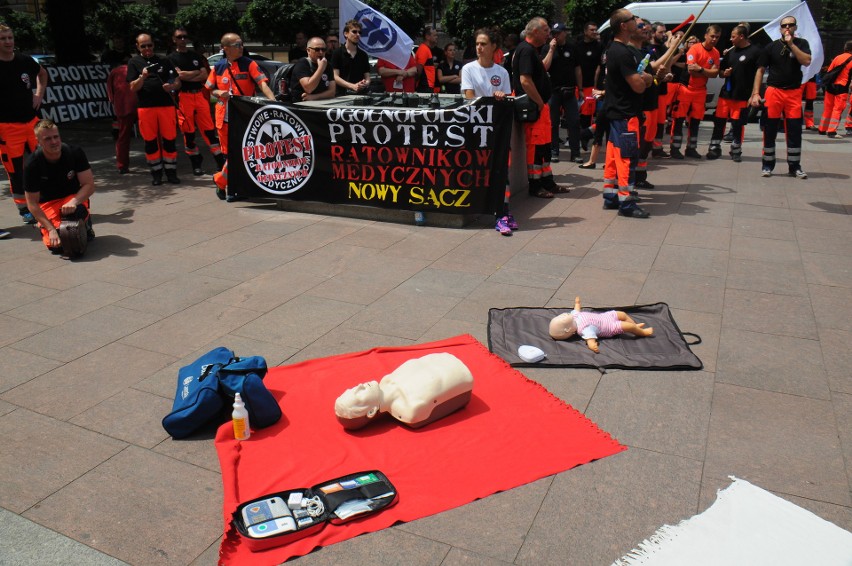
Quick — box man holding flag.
[337,0,415,94]
[751,3,820,179]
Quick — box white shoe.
[790,168,808,179]
[0,230,10,239]
[761,168,771,177]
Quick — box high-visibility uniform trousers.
[37,195,90,249]
[671,87,706,151]
[603,116,641,212]
[214,122,229,192]
[762,86,803,173]
[137,106,178,173]
[0,117,38,211]
[710,98,748,156]
[802,80,817,128]
[818,90,849,135]
[524,105,555,193]
[177,90,222,159]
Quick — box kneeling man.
[25,119,95,254]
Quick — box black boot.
[165,169,181,184]
[214,153,227,171]
[189,154,204,176]
[151,169,163,186]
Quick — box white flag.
[339,0,414,70]
[763,1,823,83]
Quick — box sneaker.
[730,153,742,163]
[0,229,10,239]
[215,187,226,201]
[193,167,204,176]
[670,148,684,160]
[505,213,519,230]
[651,148,671,158]
[550,150,560,163]
[685,148,703,159]
[789,168,808,179]
[761,168,772,177]
[226,194,246,203]
[602,199,620,210]
[21,211,36,224]
[827,131,838,138]
[571,154,584,164]
[495,216,512,236]
[723,131,734,143]
[706,148,722,160]
[635,179,655,189]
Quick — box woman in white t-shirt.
[461,29,510,99]
[460,29,515,234]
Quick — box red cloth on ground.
[216,335,625,565]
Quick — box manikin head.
[549,312,578,340]
[334,380,383,429]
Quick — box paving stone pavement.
[1,112,850,565]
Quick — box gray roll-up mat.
[488,303,702,370]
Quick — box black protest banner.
[40,64,114,123]
[228,97,513,215]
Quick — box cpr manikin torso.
[334,353,474,429]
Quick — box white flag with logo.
[763,1,823,83]
[339,0,413,70]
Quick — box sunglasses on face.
[780,23,796,28]
[139,43,154,48]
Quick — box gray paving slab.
[0,114,849,565]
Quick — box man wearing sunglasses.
[127,33,182,186]
[205,33,275,201]
[168,28,226,176]
[290,38,336,102]
[332,20,371,96]
[750,17,811,179]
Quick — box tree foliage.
[563,0,620,35]
[366,0,426,40]
[443,0,554,45]
[175,0,241,53]
[820,0,852,31]
[86,0,170,52]
[240,0,331,45]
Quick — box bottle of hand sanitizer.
[232,393,250,440]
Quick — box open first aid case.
[232,470,398,551]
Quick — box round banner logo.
[241,105,314,195]
[354,8,398,55]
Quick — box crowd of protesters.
[1,12,850,242]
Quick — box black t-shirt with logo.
[167,49,209,92]
[720,43,762,100]
[604,40,643,120]
[290,57,334,101]
[578,40,603,89]
[126,54,179,108]
[512,40,552,102]
[0,54,42,123]
[759,38,810,89]
[24,144,90,203]
[438,59,462,94]
[549,41,579,88]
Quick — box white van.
[598,0,801,112]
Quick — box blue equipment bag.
[217,355,282,430]
[162,348,282,439]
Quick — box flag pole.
[657,0,713,68]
